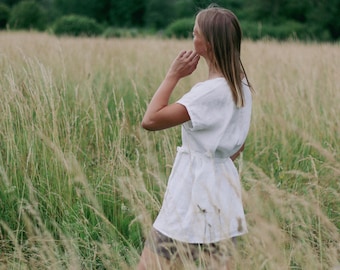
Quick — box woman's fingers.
[181,50,198,60]
[181,51,200,66]
[178,50,187,58]
[168,50,200,79]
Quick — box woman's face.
[193,20,209,58]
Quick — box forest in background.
[0,0,339,41]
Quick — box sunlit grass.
[0,32,339,269]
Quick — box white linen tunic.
[153,77,252,244]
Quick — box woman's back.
[178,77,252,158]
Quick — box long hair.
[196,6,253,107]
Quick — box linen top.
[153,77,252,244]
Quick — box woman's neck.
[208,70,224,79]
[205,58,223,79]
[205,58,245,80]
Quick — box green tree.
[145,0,176,29]
[281,0,309,22]
[307,0,340,40]
[0,2,10,28]
[193,0,243,10]
[174,0,196,18]
[165,17,195,38]
[109,0,146,27]
[53,14,103,36]
[0,0,21,7]
[53,0,110,23]
[242,0,282,22]
[9,0,46,30]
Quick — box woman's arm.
[141,50,200,131]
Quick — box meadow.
[0,32,339,269]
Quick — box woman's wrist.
[165,71,181,83]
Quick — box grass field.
[0,32,339,269]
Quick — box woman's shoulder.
[191,77,228,93]
[189,77,231,100]
[194,77,227,87]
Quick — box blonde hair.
[196,6,253,107]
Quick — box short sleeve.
[177,80,234,131]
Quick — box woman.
[138,5,253,269]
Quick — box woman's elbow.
[141,119,157,131]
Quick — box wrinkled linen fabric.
[153,77,252,243]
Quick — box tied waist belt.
[177,146,232,162]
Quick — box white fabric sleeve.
[177,82,234,131]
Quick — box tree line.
[0,0,339,41]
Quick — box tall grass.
[0,32,339,269]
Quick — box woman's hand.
[167,50,200,80]
[141,50,199,131]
